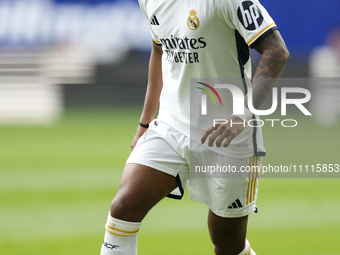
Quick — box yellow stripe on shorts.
[246,157,252,205]
[250,156,256,203]
[247,156,259,205]
[253,156,259,202]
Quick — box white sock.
[100,212,141,255]
[238,240,256,255]
[250,248,257,255]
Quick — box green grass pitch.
[0,107,339,255]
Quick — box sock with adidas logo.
[100,212,141,255]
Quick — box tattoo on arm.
[248,30,289,109]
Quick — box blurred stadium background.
[0,0,339,254]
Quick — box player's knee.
[110,196,142,221]
[110,196,134,215]
[110,197,131,219]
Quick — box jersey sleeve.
[216,0,278,48]
[138,0,162,45]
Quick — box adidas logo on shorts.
[228,199,243,209]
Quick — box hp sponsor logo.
[237,1,264,31]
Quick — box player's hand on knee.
[201,116,246,148]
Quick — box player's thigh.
[111,163,177,222]
[111,120,189,222]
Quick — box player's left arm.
[201,30,289,147]
[248,29,290,108]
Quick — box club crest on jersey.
[187,9,199,30]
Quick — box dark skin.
[251,30,289,106]
[111,29,289,255]
[201,30,289,149]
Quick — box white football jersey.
[139,0,277,157]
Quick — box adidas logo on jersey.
[228,199,243,209]
[150,15,160,25]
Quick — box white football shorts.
[126,120,262,218]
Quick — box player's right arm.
[131,42,163,150]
